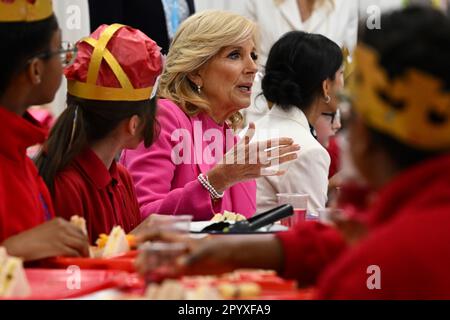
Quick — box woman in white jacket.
[244,0,357,66]
[243,0,357,123]
[255,31,344,213]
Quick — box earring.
[324,95,331,104]
[36,77,41,84]
[197,85,202,94]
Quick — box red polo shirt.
[52,148,142,243]
[0,107,55,242]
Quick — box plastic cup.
[276,193,309,228]
[316,208,346,225]
[156,215,193,234]
[137,241,188,283]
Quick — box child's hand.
[2,218,90,261]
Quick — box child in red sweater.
[0,0,88,260]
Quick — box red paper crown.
[66,24,163,102]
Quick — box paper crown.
[342,46,355,80]
[0,0,53,23]
[350,44,450,151]
[66,24,163,102]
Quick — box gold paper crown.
[67,24,154,101]
[0,0,53,23]
[342,46,355,80]
[350,44,450,151]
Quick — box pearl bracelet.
[197,173,224,200]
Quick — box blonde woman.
[120,10,299,221]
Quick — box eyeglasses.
[321,111,337,125]
[33,41,78,67]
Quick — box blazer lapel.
[304,4,331,33]
[278,0,303,30]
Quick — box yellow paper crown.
[0,0,53,23]
[350,44,450,151]
[342,46,355,81]
[67,24,154,102]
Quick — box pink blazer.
[120,99,256,221]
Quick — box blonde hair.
[158,10,258,128]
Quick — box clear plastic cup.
[137,241,188,283]
[276,193,309,228]
[156,215,193,234]
[316,208,346,225]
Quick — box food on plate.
[185,285,222,300]
[145,280,186,300]
[217,282,261,299]
[90,226,136,258]
[0,247,31,298]
[133,269,303,300]
[224,269,277,281]
[70,215,136,258]
[143,270,274,300]
[101,226,130,258]
[211,211,246,223]
[143,278,260,300]
[70,215,87,236]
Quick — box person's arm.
[121,102,298,220]
[179,234,284,276]
[1,218,90,261]
[276,221,347,287]
[175,222,347,287]
[120,103,218,220]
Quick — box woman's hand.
[207,122,300,193]
[2,218,90,261]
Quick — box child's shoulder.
[116,163,136,188]
[54,164,86,191]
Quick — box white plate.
[189,221,288,233]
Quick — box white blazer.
[254,105,330,214]
[243,0,358,67]
[194,0,248,13]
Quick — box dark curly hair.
[262,31,343,112]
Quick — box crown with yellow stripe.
[0,0,52,23]
[67,24,158,102]
[350,44,450,151]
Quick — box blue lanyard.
[171,0,179,35]
[39,193,52,221]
